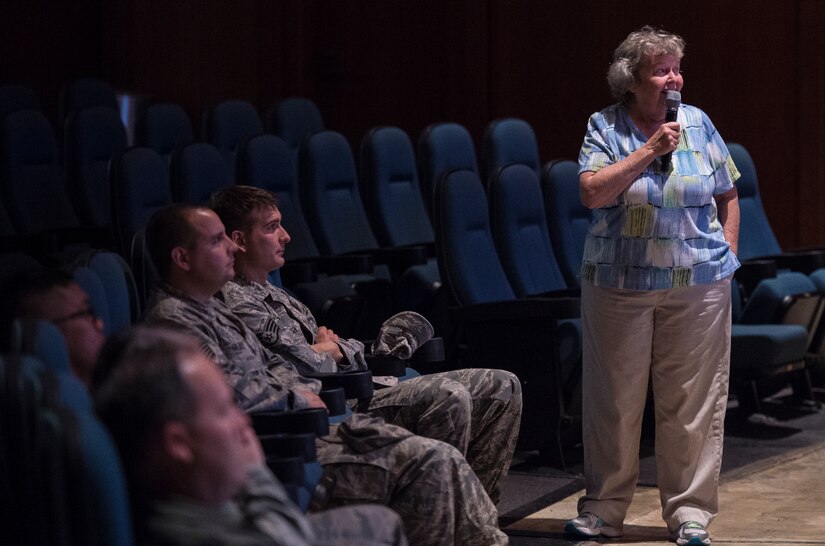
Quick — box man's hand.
[315,326,340,343]
[312,326,344,362]
[295,389,328,410]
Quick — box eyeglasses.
[53,306,98,324]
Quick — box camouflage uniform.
[144,466,409,545]
[222,277,523,504]
[144,284,508,546]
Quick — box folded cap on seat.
[371,311,434,360]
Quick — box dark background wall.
[3,0,823,249]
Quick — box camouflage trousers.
[316,414,507,546]
[364,368,523,505]
[309,504,408,545]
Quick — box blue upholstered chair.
[729,142,825,297]
[135,102,194,164]
[110,146,173,257]
[203,99,263,179]
[731,272,822,414]
[109,147,173,308]
[359,126,442,316]
[480,117,542,188]
[0,84,41,127]
[59,78,118,130]
[1,110,81,237]
[267,97,325,155]
[417,122,479,217]
[541,159,592,288]
[433,168,580,466]
[64,105,128,232]
[171,142,232,204]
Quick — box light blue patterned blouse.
[578,102,740,290]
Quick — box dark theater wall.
[3,0,824,249]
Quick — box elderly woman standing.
[565,27,740,545]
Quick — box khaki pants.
[578,278,731,532]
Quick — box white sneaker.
[672,521,711,546]
[564,512,623,538]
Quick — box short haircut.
[145,203,207,279]
[94,326,202,508]
[607,26,686,104]
[210,185,279,235]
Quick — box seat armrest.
[305,369,374,399]
[258,431,317,461]
[364,354,408,377]
[250,407,329,437]
[410,337,445,364]
[318,387,347,415]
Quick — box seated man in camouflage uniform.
[141,203,508,546]
[209,185,523,504]
[94,325,409,546]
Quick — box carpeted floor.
[497,390,825,544]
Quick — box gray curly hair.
[607,26,685,105]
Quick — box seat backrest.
[417,122,479,216]
[81,250,140,331]
[299,130,380,256]
[267,97,325,153]
[110,146,173,258]
[13,319,93,413]
[480,118,541,188]
[741,272,823,347]
[541,159,592,288]
[433,168,516,306]
[0,84,41,127]
[68,404,135,545]
[171,142,232,204]
[489,164,568,297]
[129,227,158,313]
[135,102,194,163]
[203,99,263,179]
[59,78,119,130]
[64,106,128,229]
[360,126,434,247]
[1,110,80,235]
[236,133,320,261]
[727,142,782,260]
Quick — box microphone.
[661,90,681,172]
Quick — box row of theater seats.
[3,78,824,464]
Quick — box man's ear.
[170,246,190,272]
[161,421,195,463]
[230,230,246,253]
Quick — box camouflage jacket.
[144,283,321,412]
[222,277,367,375]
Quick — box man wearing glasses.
[3,269,106,386]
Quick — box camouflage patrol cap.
[371,311,434,360]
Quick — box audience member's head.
[1,269,105,385]
[94,326,261,512]
[145,203,238,301]
[210,185,291,281]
